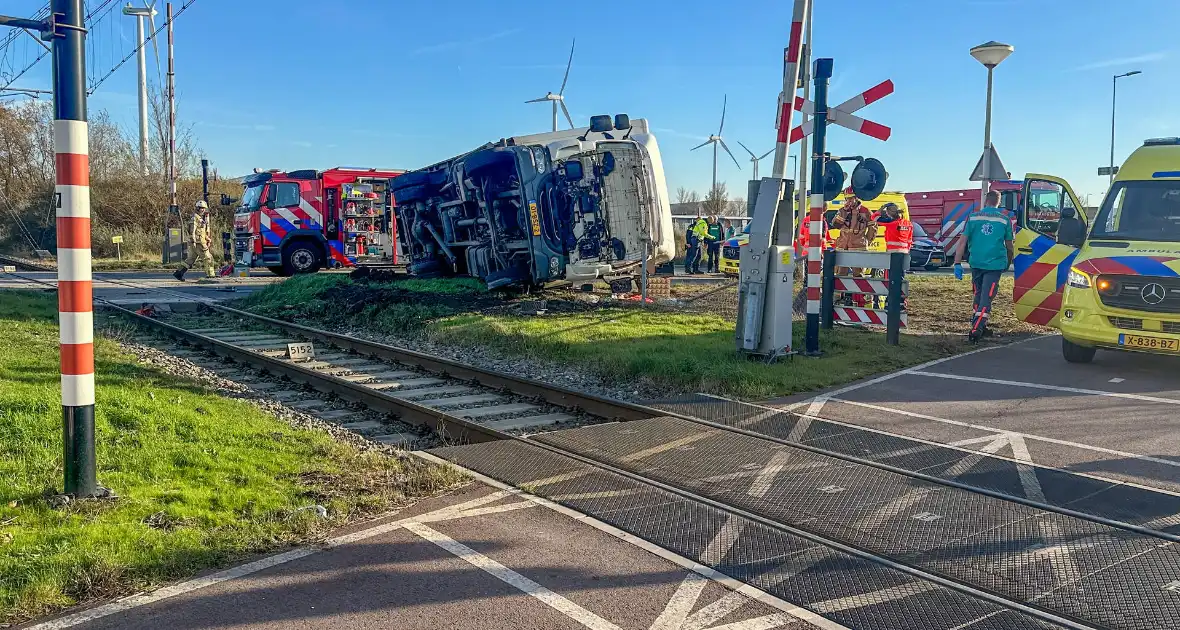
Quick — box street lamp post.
[970,41,1013,208]
[1110,70,1142,186]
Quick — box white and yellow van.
[1012,138,1180,362]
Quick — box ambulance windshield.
[240,184,264,211]
[1092,180,1180,243]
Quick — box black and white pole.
[52,0,98,497]
[804,58,833,356]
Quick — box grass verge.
[236,274,1023,400]
[0,291,463,625]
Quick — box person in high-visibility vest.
[874,202,912,310]
[877,202,913,253]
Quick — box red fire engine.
[232,167,404,275]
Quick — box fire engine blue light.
[1152,171,1180,178]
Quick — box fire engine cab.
[232,167,404,275]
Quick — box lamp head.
[970,41,1014,68]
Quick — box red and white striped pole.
[52,0,98,497]
[805,58,833,356]
[771,0,810,179]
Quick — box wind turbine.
[737,142,774,181]
[690,95,741,193]
[525,39,576,132]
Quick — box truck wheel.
[392,185,431,205]
[391,170,445,191]
[1062,338,1097,363]
[282,241,321,275]
[267,266,289,277]
[463,148,514,176]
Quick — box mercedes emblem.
[1141,283,1167,305]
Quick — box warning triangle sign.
[970,145,1008,181]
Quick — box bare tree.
[675,186,700,206]
[701,182,728,217]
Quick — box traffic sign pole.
[51,0,99,498]
[805,58,833,356]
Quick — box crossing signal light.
[821,160,845,202]
[851,158,888,201]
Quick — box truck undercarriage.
[392,117,674,290]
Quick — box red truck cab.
[233,167,404,275]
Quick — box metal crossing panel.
[432,438,1068,630]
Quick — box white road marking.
[853,488,933,529]
[24,490,540,630]
[414,453,850,630]
[651,573,708,629]
[1110,378,1125,383]
[700,461,829,484]
[737,407,789,428]
[908,370,1180,405]
[550,489,641,501]
[405,521,624,630]
[811,582,940,613]
[748,451,793,499]
[621,431,716,463]
[831,397,1180,470]
[1006,434,1046,503]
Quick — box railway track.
[5,270,1172,629]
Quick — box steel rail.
[205,302,669,423]
[113,303,508,444]
[11,267,1177,545]
[448,434,1107,630]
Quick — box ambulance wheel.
[267,266,289,277]
[282,241,321,275]
[1062,338,1096,364]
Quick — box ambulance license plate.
[1118,334,1179,352]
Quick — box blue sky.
[6,0,1177,202]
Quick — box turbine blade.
[737,140,756,159]
[719,94,727,134]
[720,139,741,169]
[525,97,549,103]
[759,147,774,160]
[560,100,575,129]
[147,3,163,87]
[559,39,575,95]
[690,139,711,151]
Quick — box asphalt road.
[0,269,285,305]
[24,484,822,630]
[769,334,1180,494]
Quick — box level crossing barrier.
[820,250,908,345]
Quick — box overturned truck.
[391,115,675,289]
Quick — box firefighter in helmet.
[831,189,877,251]
[174,200,216,281]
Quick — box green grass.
[0,291,463,625]
[431,309,958,399]
[238,273,495,331]
[236,275,1020,400]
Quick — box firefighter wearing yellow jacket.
[174,200,216,281]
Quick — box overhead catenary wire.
[0,0,189,94]
[87,0,198,95]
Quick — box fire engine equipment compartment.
[232,167,404,275]
[391,116,675,289]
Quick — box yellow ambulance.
[1012,138,1180,362]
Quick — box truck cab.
[392,115,674,289]
[233,167,403,275]
[1012,138,1180,362]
